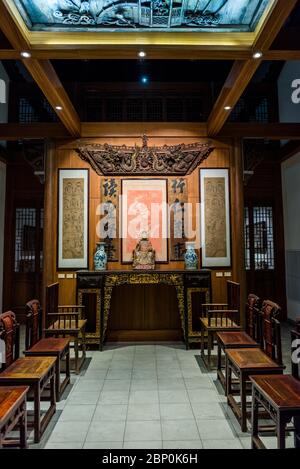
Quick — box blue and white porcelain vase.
[184,242,198,270]
[94,242,107,271]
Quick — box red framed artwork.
[121,179,168,263]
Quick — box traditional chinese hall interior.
[1,0,300,451]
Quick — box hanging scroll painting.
[58,169,89,270]
[200,169,231,267]
[168,178,188,261]
[121,179,168,263]
[99,178,120,261]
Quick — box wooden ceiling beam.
[0,123,69,140]
[0,3,81,137]
[219,123,300,140]
[2,48,300,61]
[207,0,298,137]
[1,122,300,141]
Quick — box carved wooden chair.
[226,301,285,432]
[24,299,70,401]
[250,319,300,449]
[0,311,56,443]
[216,294,261,391]
[0,386,29,449]
[200,281,241,370]
[44,283,87,374]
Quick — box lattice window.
[253,206,274,270]
[244,207,251,271]
[244,205,275,271]
[14,208,44,273]
[166,98,184,121]
[126,99,143,121]
[106,99,123,121]
[19,98,39,123]
[255,97,269,123]
[14,208,36,273]
[146,99,163,121]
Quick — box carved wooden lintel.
[77,135,214,176]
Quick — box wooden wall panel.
[44,133,244,312]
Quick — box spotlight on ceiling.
[141,76,149,84]
[20,51,31,58]
[224,106,232,111]
[253,51,263,59]
[138,51,146,58]
[55,106,63,111]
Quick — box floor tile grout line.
[122,346,136,448]
[81,352,110,448]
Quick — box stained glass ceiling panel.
[13,0,272,33]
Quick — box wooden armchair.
[44,283,87,374]
[0,311,56,444]
[0,386,28,449]
[216,294,261,391]
[24,299,71,401]
[251,319,300,449]
[226,301,284,432]
[200,281,241,370]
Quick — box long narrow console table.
[76,270,211,350]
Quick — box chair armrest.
[207,309,239,315]
[48,312,80,317]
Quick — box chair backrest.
[260,300,282,365]
[0,311,20,369]
[46,283,59,327]
[291,319,300,380]
[25,299,42,350]
[227,281,240,311]
[245,294,260,341]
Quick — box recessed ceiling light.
[253,51,263,59]
[55,106,63,111]
[224,106,232,111]
[20,51,31,58]
[138,51,146,58]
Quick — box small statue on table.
[132,231,155,270]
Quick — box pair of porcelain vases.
[93,241,198,271]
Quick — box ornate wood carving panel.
[78,136,214,176]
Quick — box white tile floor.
[31,344,240,449]
[25,323,295,450]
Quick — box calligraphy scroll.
[168,178,188,261]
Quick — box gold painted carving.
[78,288,101,344]
[187,287,210,340]
[103,273,185,342]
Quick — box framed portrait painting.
[200,168,231,267]
[58,168,89,270]
[121,179,168,263]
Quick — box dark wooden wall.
[3,150,44,321]
[244,150,286,318]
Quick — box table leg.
[207,332,212,370]
[240,373,247,433]
[217,341,222,376]
[294,416,300,449]
[33,383,41,444]
[201,325,204,359]
[74,336,79,374]
[66,346,70,382]
[251,388,259,449]
[277,414,286,449]
[226,359,232,397]
[19,401,28,449]
[56,357,60,401]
